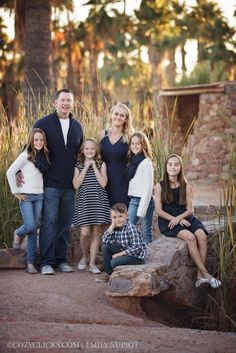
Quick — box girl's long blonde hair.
[77,138,102,166]
[127,131,153,160]
[27,128,50,163]
[109,102,134,142]
[162,154,187,205]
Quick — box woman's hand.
[14,193,28,201]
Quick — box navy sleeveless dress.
[158,182,208,237]
[100,134,129,206]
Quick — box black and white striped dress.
[73,161,111,226]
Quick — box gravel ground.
[0,268,236,353]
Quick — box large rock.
[107,236,197,305]
[108,263,169,297]
[106,223,220,308]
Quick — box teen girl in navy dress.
[154,154,221,289]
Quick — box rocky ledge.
[106,220,220,308]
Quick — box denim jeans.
[102,243,144,275]
[17,193,43,264]
[39,187,75,268]
[128,196,155,244]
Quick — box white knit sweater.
[6,150,44,195]
[128,158,154,218]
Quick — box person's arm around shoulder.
[92,161,108,188]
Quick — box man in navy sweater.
[33,89,83,275]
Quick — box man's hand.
[16,171,25,188]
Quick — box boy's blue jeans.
[102,243,144,275]
[39,187,75,268]
[128,196,155,244]
[17,193,43,264]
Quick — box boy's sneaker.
[95,273,110,283]
[41,265,55,275]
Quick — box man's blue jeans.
[128,196,155,244]
[39,187,75,268]
[102,243,144,275]
[17,193,43,264]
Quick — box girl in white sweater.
[125,131,154,244]
[6,128,50,274]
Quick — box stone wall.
[157,82,236,183]
[186,92,235,182]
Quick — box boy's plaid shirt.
[102,220,147,260]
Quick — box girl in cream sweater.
[6,128,50,273]
[125,131,154,244]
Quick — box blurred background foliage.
[0,0,235,119]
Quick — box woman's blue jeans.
[128,196,155,244]
[17,193,43,264]
[39,187,75,268]
[102,243,144,275]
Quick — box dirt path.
[0,268,236,353]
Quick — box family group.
[6,89,221,289]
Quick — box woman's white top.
[6,150,44,194]
[128,158,154,218]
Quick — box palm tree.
[23,0,52,118]
[190,0,236,78]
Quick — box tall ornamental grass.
[0,90,181,247]
[202,129,236,332]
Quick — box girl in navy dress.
[73,138,110,274]
[154,154,221,289]
[100,102,134,206]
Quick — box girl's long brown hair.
[161,154,187,205]
[27,128,50,163]
[127,131,153,160]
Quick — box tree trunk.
[148,38,162,94]
[23,0,52,119]
[181,43,187,74]
[166,48,176,86]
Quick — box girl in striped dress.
[73,138,110,274]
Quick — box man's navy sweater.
[34,111,83,189]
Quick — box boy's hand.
[112,251,126,259]
[108,223,116,233]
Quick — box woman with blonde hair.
[100,102,134,207]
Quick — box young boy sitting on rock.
[95,203,147,283]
